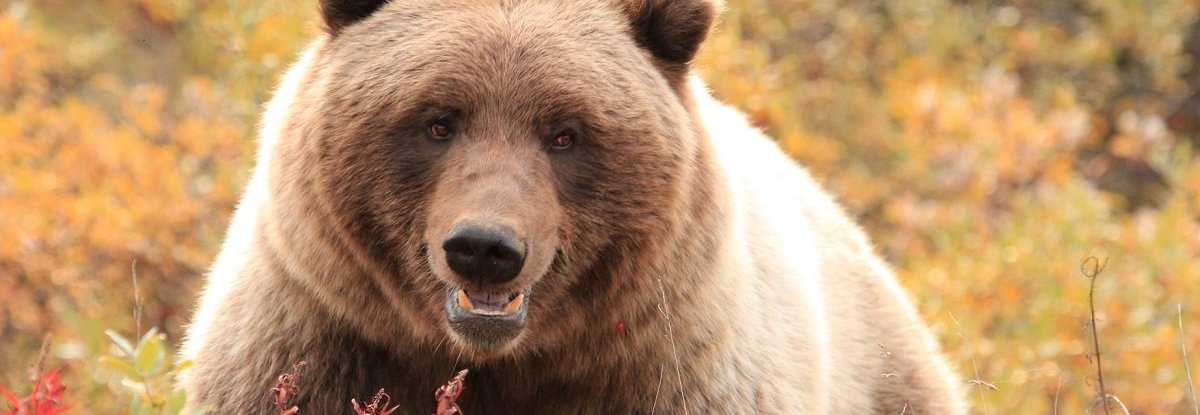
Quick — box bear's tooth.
[501,293,524,315]
[456,290,475,310]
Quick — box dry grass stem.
[1082,256,1113,415]
[949,311,992,414]
[656,277,688,415]
[1180,304,1200,415]
[651,364,663,415]
[131,260,143,337]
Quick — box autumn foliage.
[268,363,465,415]
[2,0,1199,413]
[0,368,67,415]
[1,340,67,415]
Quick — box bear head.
[281,0,718,360]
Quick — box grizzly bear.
[181,0,967,413]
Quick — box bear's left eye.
[549,130,576,151]
[426,117,456,142]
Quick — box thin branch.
[132,259,143,336]
[1053,376,1061,415]
[1082,256,1111,415]
[1180,304,1200,415]
[1088,395,1131,415]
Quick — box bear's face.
[304,0,714,358]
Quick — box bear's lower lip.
[444,288,530,348]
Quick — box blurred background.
[1,0,1198,413]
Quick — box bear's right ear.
[320,0,390,34]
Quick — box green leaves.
[98,356,140,380]
[105,330,137,358]
[134,329,165,375]
[100,328,167,381]
[100,328,207,415]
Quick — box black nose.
[442,225,526,285]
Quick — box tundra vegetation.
[1,0,1198,413]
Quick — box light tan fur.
[182,0,966,413]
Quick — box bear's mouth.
[455,290,525,316]
[444,288,531,349]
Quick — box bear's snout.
[442,223,526,286]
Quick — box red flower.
[1,368,68,415]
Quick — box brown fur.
[181,0,966,413]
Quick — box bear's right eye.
[426,118,456,142]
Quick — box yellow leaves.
[0,13,49,98]
[0,0,1196,413]
[698,1,1200,411]
[245,14,311,69]
[122,85,168,138]
[135,0,192,25]
[0,6,280,412]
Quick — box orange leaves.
[0,0,1197,413]
[698,1,1200,413]
[0,4,281,413]
[134,0,193,26]
[0,14,50,99]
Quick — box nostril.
[489,245,517,262]
[442,237,475,259]
[441,224,526,284]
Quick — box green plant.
[99,328,206,415]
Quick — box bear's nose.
[442,224,526,285]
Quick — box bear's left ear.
[320,0,390,34]
[621,0,720,78]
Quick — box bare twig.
[1089,395,1131,415]
[25,334,53,405]
[1053,376,1061,415]
[353,388,398,415]
[1180,304,1200,415]
[1110,396,1131,415]
[31,334,52,382]
[434,369,468,415]
[656,277,688,415]
[1082,256,1111,415]
[132,259,143,336]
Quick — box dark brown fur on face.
[182,0,966,413]
[312,0,710,357]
